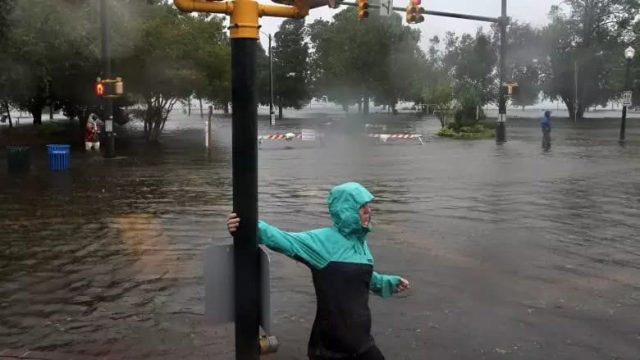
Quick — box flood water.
[1,112,640,359]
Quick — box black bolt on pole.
[100,0,115,158]
[231,37,260,360]
[620,58,631,143]
[496,0,507,143]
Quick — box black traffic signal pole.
[100,0,116,158]
[343,1,509,143]
[620,57,632,142]
[496,0,508,143]
[231,38,260,360]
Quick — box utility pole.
[574,61,578,123]
[231,21,259,360]
[496,0,508,143]
[100,0,116,158]
[620,46,635,142]
[269,33,275,126]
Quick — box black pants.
[542,128,551,149]
[310,345,385,360]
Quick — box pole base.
[259,336,279,354]
[496,122,506,143]
[103,132,116,158]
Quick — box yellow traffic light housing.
[358,0,369,20]
[114,77,124,96]
[406,0,424,24]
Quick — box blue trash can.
[46,144,71,171]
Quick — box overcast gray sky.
[257,0,563,48]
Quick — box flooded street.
[1,113,640,359]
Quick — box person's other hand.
[395,277,410,293]
[227,213,240,234]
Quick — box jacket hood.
[327,182,374,239]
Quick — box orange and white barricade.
[367,133,424,145]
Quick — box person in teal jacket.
[227,182,409,360]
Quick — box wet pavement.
[1,113,640,359]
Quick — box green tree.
[308,9,426,113]
[423,84,454,128]
[442,29,497,122]
[119,5,229,141]
[2,0,97,125]
[540,1,639,120]
[273,19,310,119]
[182,13,230,114]
[256,43,271,108]
[505,22,543,109]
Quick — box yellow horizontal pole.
[174,0,233,15]
[259,3,307,18]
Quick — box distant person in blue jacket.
[540,110,552,149]
[227,182,409,360]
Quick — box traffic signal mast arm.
[341,1,501,24]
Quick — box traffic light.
[95,78,105,97]
[405,0,424,24]
[95,76,125,97]
[357,0,369,20]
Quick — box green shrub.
[437,124,495,140]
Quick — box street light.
[260,31,275,126]
[620,46,635,142]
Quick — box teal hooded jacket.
[258,182,402,358]
[258,182,402,298]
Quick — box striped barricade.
[367,133,424,145]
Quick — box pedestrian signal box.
[95,79,105,97]
[504,82,519,96]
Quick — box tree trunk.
[357,99,362,113]
[363,97,369,115]
[188,98,191,116]
[49,106,53,120]
[3,101,12,128]
[31,108,43,125]
[278,105,283,120]
[199,98,203,118]
[224,102,229,114]
[563,97,586,121]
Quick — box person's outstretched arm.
[370,271,410,298]
[227,213,328,269]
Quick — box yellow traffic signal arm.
[174,0,307,39]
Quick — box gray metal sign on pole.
[379,0,392,16]
[204,244,272,333]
